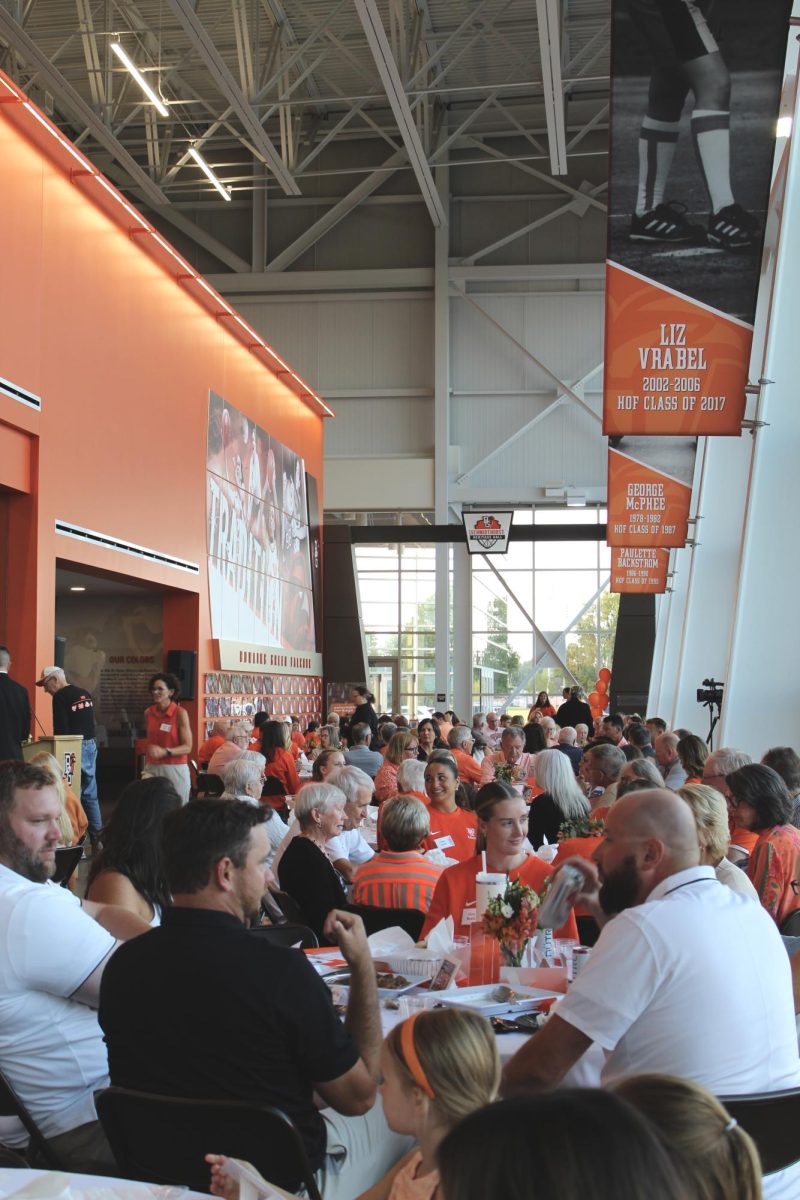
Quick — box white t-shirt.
[0,865,115,1139]
[326,828,374,866]
[557,866,800,1094]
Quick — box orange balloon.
[598,668,611,684]
[596,680,608,695]
[591,705,603,718]
[588,692,602,707]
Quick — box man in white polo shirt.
[503,789,800,1197]
[325,766,375,884]
[0,761,149,1171]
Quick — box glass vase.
[499,940,529,969]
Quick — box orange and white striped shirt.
[351,850,443,912]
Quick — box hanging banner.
[607,446,691,548]
[610,546,669,594]
[603,0,791,438]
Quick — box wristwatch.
[165,747,172,757]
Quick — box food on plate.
[376,972,411,989]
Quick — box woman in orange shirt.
[727,763,800,929]
[422,782,578,941]
[420,752,478,863]
[526,691,556,723]
[260,719,302,811]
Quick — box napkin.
[423,848,458,867]
[536,834,559,864]
[425,916,455,957]
[367,927,417,957]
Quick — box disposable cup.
[475,872,507,920]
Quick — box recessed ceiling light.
[69,586,86,592]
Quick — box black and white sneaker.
[630,201,705,244]
[707,203,760,251]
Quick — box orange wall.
[0,98,323,738]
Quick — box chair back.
[195,772,224,798]
[249,923,318,950]
[262,776,286,798]
[0,1068,64,1169]
[272,889,310,926]
[350,903,424,941]
[0,1146,29,1168]
[717,1088,800,1174]
[96,1088,322,1198]
[52,845,84,888]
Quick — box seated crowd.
[0,686,799,1199]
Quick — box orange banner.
[603,264,752,437]
[607,448,691,548]
[610,547,669,593]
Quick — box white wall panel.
[237,296,434,396]
[325,396,433,458]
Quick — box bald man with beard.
[503,790,800,1160]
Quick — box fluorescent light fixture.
[187,146,232,201]
[69,586,86,592]
[777,116,792,138]
[111,42,169,118]
[535,0,568,175]
[566,492,586,508]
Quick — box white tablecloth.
[0,1170,208,1199]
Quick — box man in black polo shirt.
[36,666,101,841]
[98,800,408,1199]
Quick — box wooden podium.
[23,735,83,791]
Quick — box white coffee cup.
[475,872,507,920]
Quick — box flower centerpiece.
[482,878,541,968]
[557,815,605,841]
[494,761,525,786]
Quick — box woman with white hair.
[277,783,350,941]
[220,753,288,870]
[396,757,427,801]
[528,748,591,848]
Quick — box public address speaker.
[165,649,197,701]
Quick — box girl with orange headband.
[206,1007,500,1200]
[361,1008,500,1200]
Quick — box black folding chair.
[780,909,800,936]
[195,773,225,798]
[717,1088,800,1175]
[0,1067,64,1169]
[272,889,311,926]
[95,1088,323,1198]
[350,904,425,941]
[52,845,84,888]
[249,923,319,950]
[0,1146,28,1168]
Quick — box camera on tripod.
[697,678,724,706]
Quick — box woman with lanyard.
[142,672,193,804]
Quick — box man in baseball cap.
[35,667,101,844]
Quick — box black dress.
[527,792,563,849]
[278,837,348,944]
[352,701,378,740]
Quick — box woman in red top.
[422,782,578,941]
[420,752,478,863]
[142,672,193,804]
[375,731,419,803]
[260,719,302,813]
[727,763,800,929]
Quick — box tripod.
[703,700,721,750]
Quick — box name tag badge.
[461,907,477,925]
[159,722,172,733]
[434,834,455,850]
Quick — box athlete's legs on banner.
[628,0,759,249]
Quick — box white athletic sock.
[636,117,680,215]
[691,109,735,213]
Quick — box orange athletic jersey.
[419,802,478,864]
[451,748,483,787]
[351,851,443,912]
[422,854,578,942]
